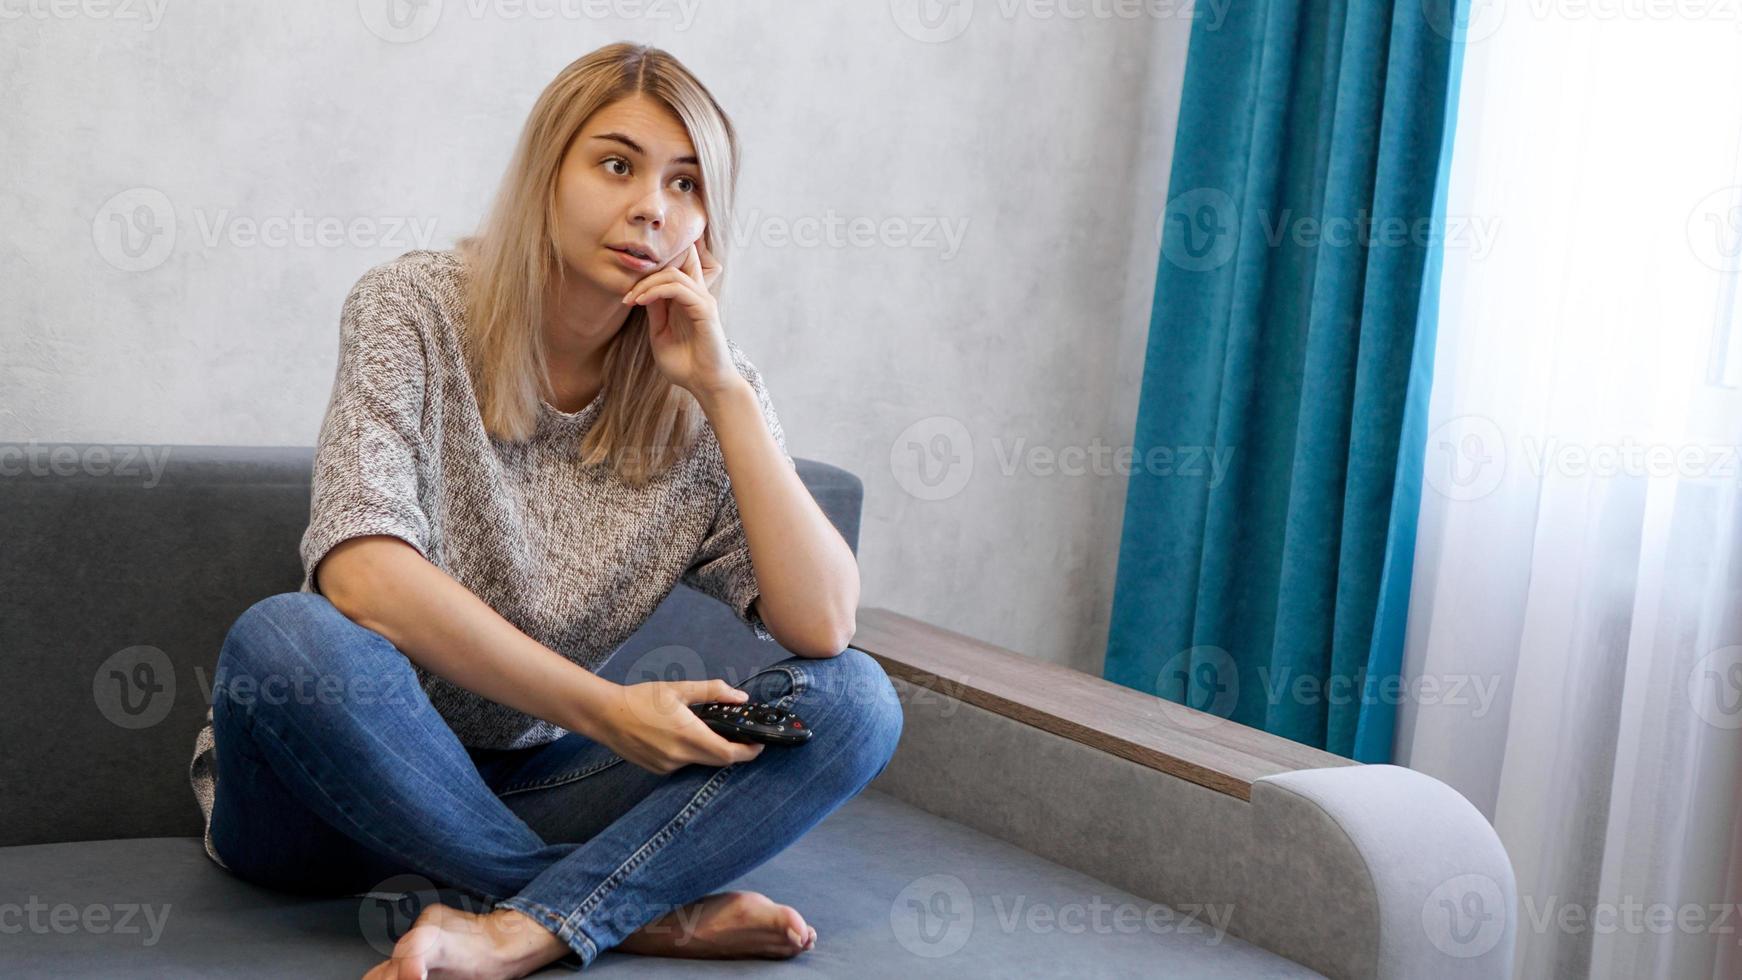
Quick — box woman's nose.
[629,188,668,228]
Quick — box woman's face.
[551,94,708,296]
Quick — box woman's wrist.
[691,376,754,417]
[554,663,620,740]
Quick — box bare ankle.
[487,908,571,974]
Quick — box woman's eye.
[603,158,697,194]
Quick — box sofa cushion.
[0,789,1320,977]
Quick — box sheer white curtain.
[1397,11,1742,980]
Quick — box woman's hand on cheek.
[623,241,742,400]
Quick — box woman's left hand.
[625,240,740,399]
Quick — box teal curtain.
[1103,0,1469,762]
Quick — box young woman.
[185,43,903,978]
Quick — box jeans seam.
[496,896,595,968]
[554,761,739,945]
[496,755,625,798]
[755,664,806,708]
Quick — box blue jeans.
[207,592,903,970]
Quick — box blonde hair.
[455,43,740,485]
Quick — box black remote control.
[690,701,814,746]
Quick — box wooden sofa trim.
[850,607,1355,801]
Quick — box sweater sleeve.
[298,264,434,596]
[680,342,796,643]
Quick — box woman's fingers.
[622,265,701,306]
[696,240,721,289]
[702,731,765,766]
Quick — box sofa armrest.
[852,607,1517,980]
[1250,765,1517,978]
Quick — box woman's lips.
[608,246,656,271]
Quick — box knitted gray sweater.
[187,248,790,868]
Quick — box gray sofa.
[0,443,1518,977]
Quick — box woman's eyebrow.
[588,132,699,166]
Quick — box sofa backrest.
[0,443,862,847]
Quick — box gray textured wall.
[1,1,1192,676]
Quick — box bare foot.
[360,903,570,980]
[616,890,817,960]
